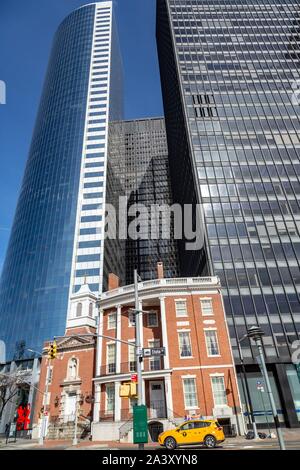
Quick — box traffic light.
[48,340,57,360]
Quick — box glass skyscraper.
[109,117,180,283]
[0,2,124,360]
[157,0,300,426]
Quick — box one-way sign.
[142,347,166,357]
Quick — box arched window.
[76,302,82,318]
[68,358,78,380]
[89,302,93,317]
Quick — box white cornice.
[98,277,220,309]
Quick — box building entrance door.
[149,381,166,418]
[64,393,77,422]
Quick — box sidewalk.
[1,428,300,450]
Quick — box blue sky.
[0,0,163,273]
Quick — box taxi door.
[192,421,206,443]
[176,421,196,444]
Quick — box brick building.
[92,264,244,441]
[32,284,98,440]
[33,266,244,442]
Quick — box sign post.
[133,405,148,445]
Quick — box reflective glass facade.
[114,118,180,283]
[157,0,300,426]
[0,2,123,359]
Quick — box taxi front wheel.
[204,435,217,448]
[164,436,177,450]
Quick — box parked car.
[158,419,225,450]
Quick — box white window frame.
[105,383,115,414]
[182,377,198,409]
[107,311,117,330]
[200,297,214,316]
[106,342,116,374]
[128,340,136,373]
[147,311,158,327]
[178,330,193,358]
[204,328,220,357]
[148,339,161,371]
[175,299,188,318]
[211,375,227,407]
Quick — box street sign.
[142,347,166,357]
[133,405,148,444]
[142,348,152,357]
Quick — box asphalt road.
[1,440,300,450]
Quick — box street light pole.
[134,269,144,450]
[237,339,259,439]
[39,362,50,446]
[247,326,286,450]
[73,391,79,446]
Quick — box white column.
[114,381,121,422]
[159,296,170,369]
[164,375,174,419]
[96,309,104,377]
[93,383,101,422]
[116,304,122,374]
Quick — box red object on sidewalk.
[16,404,31,431]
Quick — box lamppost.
[134,269,144,450]
[247,325,286,450]
[73,391,79,446]
[27,348,49,446]
[236,338,259,439]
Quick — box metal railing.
[100,276,220,300]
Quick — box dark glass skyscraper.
[108,117,180,283]
[124,118,180,283]
[157,0,300,426]
[0,2,123,360]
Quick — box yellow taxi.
[158,419,225,450]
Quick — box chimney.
[108,273,120,291]
[157,262,164,280]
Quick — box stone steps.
[47,422,90,440]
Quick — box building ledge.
[93,369,173,384]
[99,277,220,305]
